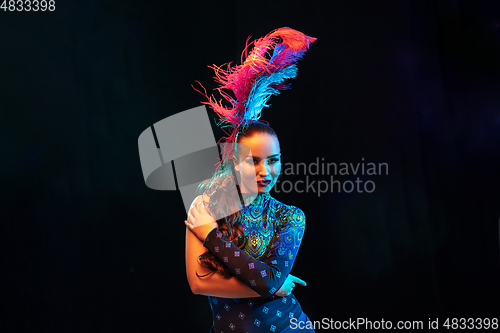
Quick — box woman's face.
[235,133,281,194]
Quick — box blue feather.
[244,65,299,123]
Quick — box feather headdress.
[194,27,316,166]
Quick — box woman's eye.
[246,158,280,165]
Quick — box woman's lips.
[257,180,271,186]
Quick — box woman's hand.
[274,274,307,297]
[185,197,217,241]
[187,198,215,227]
[185,220,217,241]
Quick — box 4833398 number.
[1,0,55,11]
[443,318,498,330]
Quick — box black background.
[1,0,499,332]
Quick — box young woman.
[184,27,316,332]
[185,121,314,332]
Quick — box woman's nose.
[257,161,270,175]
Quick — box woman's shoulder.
[268,196,306,225]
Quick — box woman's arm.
[188,204,307,298]
[185,226,260,298]
[185,195,258,297]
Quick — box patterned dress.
[202,192,314,333]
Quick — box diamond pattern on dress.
[203,193,309,333]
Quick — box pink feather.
[195,27,316,128]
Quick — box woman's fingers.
[190,200,203,218]
[196,201,208,216]
[188,202,205,226]
[187,210,195,225]
[190,202,205,221]
[290,275,307,287]
[192,203,201,217]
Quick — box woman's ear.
[233,155,240,172]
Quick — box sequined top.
[202,192,308,333]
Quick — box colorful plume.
[194,27,316,166]
[195,27,316,128]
